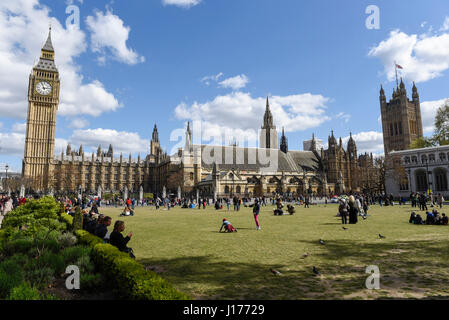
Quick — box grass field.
[99,203,449,300]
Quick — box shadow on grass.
[138,255,330,300]
[137,238,449,299]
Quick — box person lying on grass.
[219,218,237,233]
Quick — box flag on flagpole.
[396,64,403,69]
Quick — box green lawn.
[99,203,449,300]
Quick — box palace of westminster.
[22,29,425,197]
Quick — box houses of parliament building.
[23,29,381,197]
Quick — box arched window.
[429,154,436,162]
[421,155,428,163]
[224,186,230,194]
[439,153,446,162]
[415,170,427,192]
[434,168,448,191]
[404,157,410,164]
[411,156,418,163]
[236,186,241,194]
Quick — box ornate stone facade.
[380,80,423,154]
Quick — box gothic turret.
[260,97,278,149]
[280,127,288,153]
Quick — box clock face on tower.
[36,81,52,96]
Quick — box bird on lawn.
[342,226,348,230]
[313,266,321,276]
[362,215,367,220]
[319,239,326,245]
[270,268,282,276]
[379,234,386,239]
[302,253,309,259]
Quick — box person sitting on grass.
[409,212,416,224]
[442,213,448,226]
[94,216,112,241]
[426,211,435,225]
[414,214,424,225]
[215,200,221,210]
[120,206,134,217]
[287,204,295,215]
[109,220,135,259]
[219,218,237,233]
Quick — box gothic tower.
[260,97,278,149]
[150,124,161,156]
[23,27,60,190]
[347,132,358,190]
[380,80,423,154]
[280,127,288,153]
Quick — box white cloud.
[342,131,384,155]
[0,131,25,156]
[68,118,89,129]
[219,74,249,90]
[336,112,351,123]
[70,128,150,155]
[162,0,202,8]
[369,29,449,83]
[421,98,449,133]
[174,92,331,144]
[0,0,120,119]
[12,122,26,133]
[440,17,449,31]
[200,72,223,86]
[86,9,145,65]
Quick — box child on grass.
[219,218,237,233]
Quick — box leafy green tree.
[409,136,436,149]
[433,100,449,145]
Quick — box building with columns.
[386,146,449,198]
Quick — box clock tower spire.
[23,27,60,191]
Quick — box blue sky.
[1,0,449,173]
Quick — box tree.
[409,136,436,149]
[433,99,449,145]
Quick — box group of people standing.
[338,195,369,224]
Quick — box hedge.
[74,230,190,300]
[59,214,73,231]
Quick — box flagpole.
[394,61,399,88]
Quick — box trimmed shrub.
[92,243,190,300]
[75,230,104,247]
[74,230,190,299]
[59,214,74,231]
[7,282,41,300]
[72,207,83,231]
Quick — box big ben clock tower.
[23,27,60,191]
